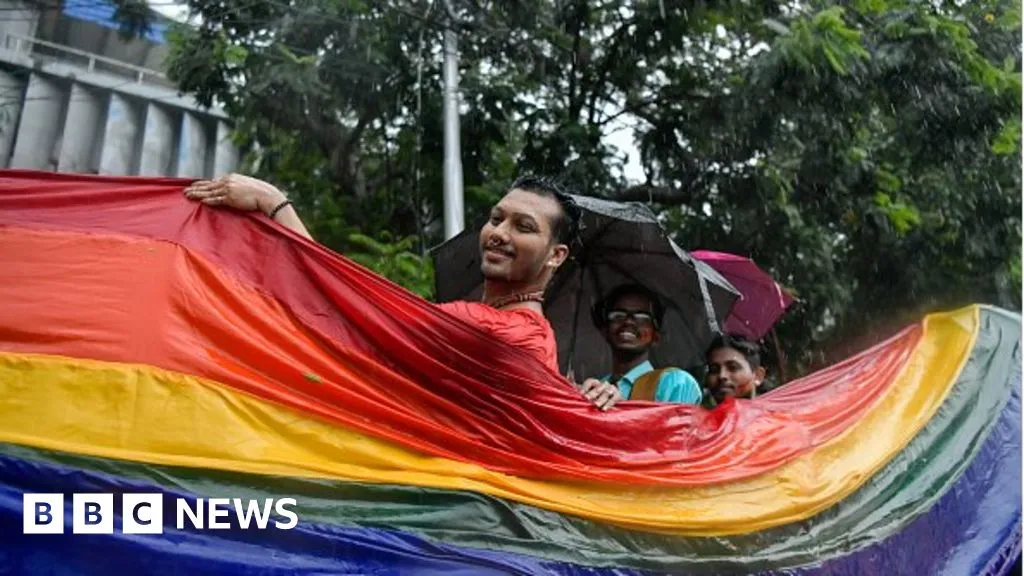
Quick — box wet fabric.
[0,312,1016,574]
[0,173,948,488]
[1,170,1020,574]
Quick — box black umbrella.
[431,195,740,379]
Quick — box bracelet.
[267,199,292,220]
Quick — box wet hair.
[506,175,582,247]
[705,334,762,369]
[591,284,665,329]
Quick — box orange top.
[437,301,559,374]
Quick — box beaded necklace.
[486,291,545,310]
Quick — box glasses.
[606,310,655,326]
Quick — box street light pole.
[441,1,464,240]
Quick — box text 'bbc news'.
[23,494,298,534]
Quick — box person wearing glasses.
[579,284,703,410]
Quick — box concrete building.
[0,0,238,177]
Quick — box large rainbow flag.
[0,170,1020,575]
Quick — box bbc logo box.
[24,493,164,535]
[22,494,63,534]
[24,493,298,534]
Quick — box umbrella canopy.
[691,250,795,340]
[432,195,740,379]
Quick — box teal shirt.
[603,361,703,405]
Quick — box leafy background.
[114,0,1020,378]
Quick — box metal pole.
[442,23,464,240]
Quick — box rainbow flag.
[0,170,1019,575]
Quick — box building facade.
[0,0,238,177]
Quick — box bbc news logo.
[23,494,298,534]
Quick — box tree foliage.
[152,0,1020,376]
[654,0,1021,369]
[347,232,435,299]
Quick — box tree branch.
[595,94,663,127]
[586,17,633,125]
[344,112,374,153]
[566,0,588,121]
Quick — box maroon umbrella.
[691,250,794,340]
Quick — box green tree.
[161,0,524,249]
[647,0,1021,371]
[145,0,1019,376]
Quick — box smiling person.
[183,173,580,378]
[436,175,579,373]
[579,284,703,410]
[703,334,767,406]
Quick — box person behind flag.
[183,173,581,383]
[579,284,703,410]
[702,333,767,407]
